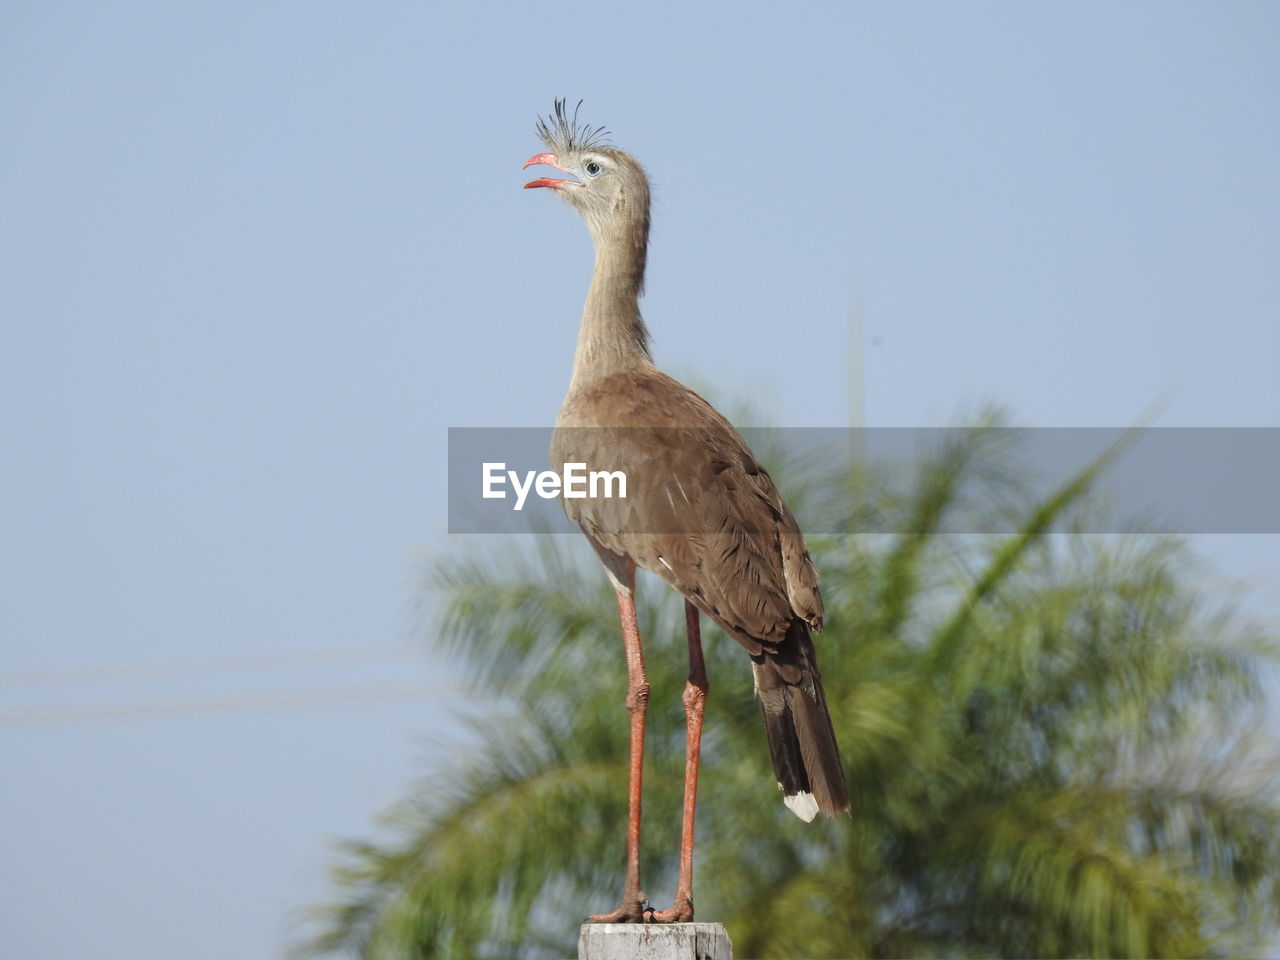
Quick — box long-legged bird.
[523,100,849,924]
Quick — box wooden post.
[578,923,732,959]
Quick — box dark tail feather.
[751,619,849,820]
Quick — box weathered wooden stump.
[578,923,732,959]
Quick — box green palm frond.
[303,415,1280,959]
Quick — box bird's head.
[523,99,650,240]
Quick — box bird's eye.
[584,160,603,177]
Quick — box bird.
[523,100,849,925]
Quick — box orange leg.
[586,591,650,923]
[650,600,707,923]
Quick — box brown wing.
[551,369,822,655]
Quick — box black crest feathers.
[536,99,611,155]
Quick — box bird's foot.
[585,892,648,923]
[646,894,694,923]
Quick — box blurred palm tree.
[304,417,1280,958]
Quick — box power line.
[0,642,425,688]
[0,681,459,728]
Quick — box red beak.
[523,152,573,190]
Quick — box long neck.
[568,215,653,390]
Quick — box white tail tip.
[783,790,819,822]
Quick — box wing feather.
[551,369,823,655]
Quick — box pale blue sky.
[2,2,1277,958]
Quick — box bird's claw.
[646,895,694,923]
[585,893,649,923]
[585,891,694,924]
